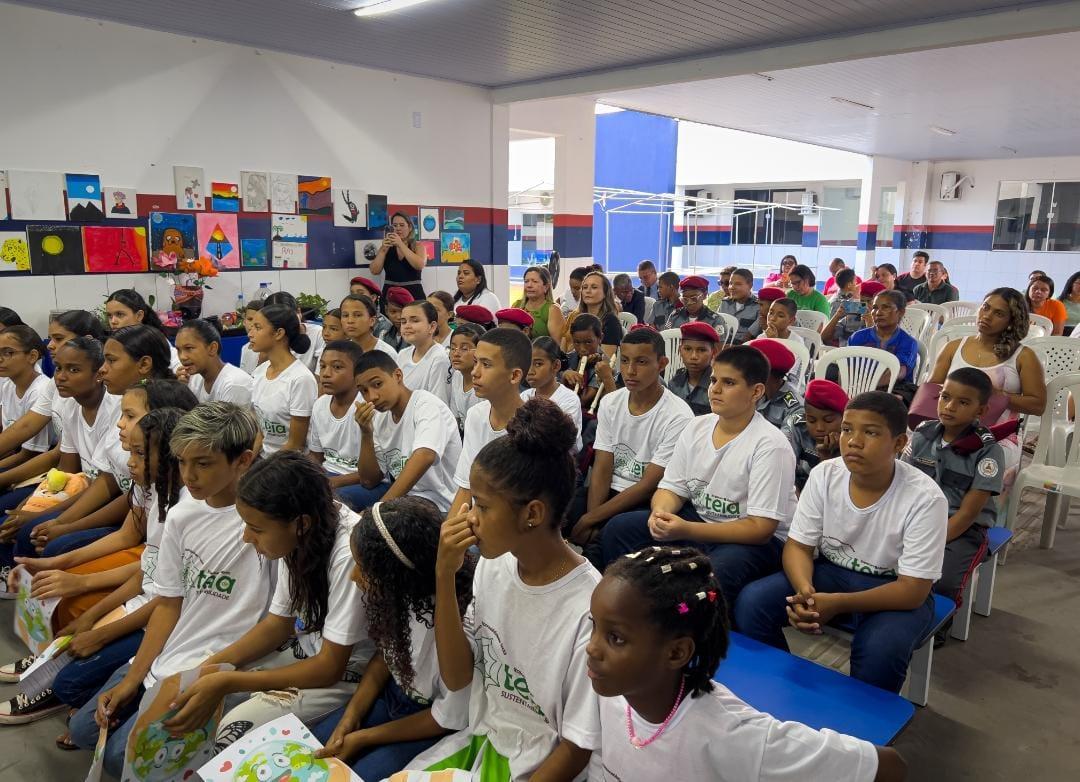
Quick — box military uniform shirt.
[757,381,804,429]
[667,367,712,416]
[720,297,763,343]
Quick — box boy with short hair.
[668,322,720,415]
[755,286,786,338]
[735,391,949,693]
[308,340,365,491]
[823,271,870,347]
[449,328,532,513]
[561,314,617,413]
[651,271,683,329]
[565,328,693,550]
[764,298,801,343]
[782,379,847,491]
[665,276,724,331]
[718,268,762,343]
[747,339,803,428]
[351,351,463,514]
[70,403,270,776]
[902,367,1004,602]
[601,345,798,610]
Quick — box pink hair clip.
[677,603,689,614]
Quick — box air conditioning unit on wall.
[939,171,974,201]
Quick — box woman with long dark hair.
[248,303,318,455]
[104,289,180,371]
[452,258,500,313]
[574,270,623,357]
[158,452,373,747]
[1026,274,1066,335]
[1058,270,1080,333]
[99,325,175,395]
[371,211,427,302]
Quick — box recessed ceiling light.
[831,96,876,111]
[354,0,436,17]
[1000,145,1018,154]
[930,125,958,136]
[751,73,774,82]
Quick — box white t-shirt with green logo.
[453,400,503,492]
[307,395,360,476]
[397,344,451,405]
[594,387,693,493]
[147,497,273,687]
[188,362,253,407]
[389,613,469,729]
[521,384,582,454]
[269,504,373,677]
[58,390,121,482]
[658,412,797,540]
[125,485,190,615]
[0,373,53,452]
[789,458,948,580]
[252,358,318,455]
[371,389,462,513]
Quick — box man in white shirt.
[734,391,948,693]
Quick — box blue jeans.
[0,507,63,571]
[69,662,144,779]
[54,630,145,709]
[313,679,439,781]
[41,526,118,558]
[733,559,936,693]
[0,484,35,513]
[599,506,785,615]
[336,482,389,512]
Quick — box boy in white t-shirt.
[308,340,365,492]
[69,402,271,777]
[449,328,531,515]
[600,345,798,611]
[735,392,949,693]
[566,328,692,559]
[349,351,462,513]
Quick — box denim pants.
[599,504,785,614]
[0,506,63,571]
[40,526,118,558]
[53,630,145,709]
[733,559,936,693]
[313,679,439,782]
[0,484,35,514]
[336,482,389,512]
[69,662,144,779]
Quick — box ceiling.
[595,30,1080,160]
[6,0,1062,88]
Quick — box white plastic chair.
[815,346,901,395]
[714,312,739,348]
[1001,373,1080,549]
[790,326,823,360]
[943,314,977,328]
[1022,336,1080,444]
[942,301,979,319]
[1024,324,1047,340]
[660,328,683,382]
[1030,313,1053,335]
[926,323,978,378]
[643,296,655,326]
[899,308,932,345]
[794,309,828,333]
[617,311,637,333]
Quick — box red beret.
[804,379,848,414]
[455,304,494,325]
[350,276,381,297]
[757,287,787,302]
[747,338,796,374]
[629,323,658,333]
[385,286,414,307]
[859,280,886,298]
[679,322,720,344]
[495,308,534,328]
[679,275,709,291]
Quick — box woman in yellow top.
[1026,274,1067,335]
[512,266,565,341]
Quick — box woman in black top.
[371,211,427,303]
[575,271,623,357]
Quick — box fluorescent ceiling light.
[1000,145,1018,154]
[354,0,436,17]
[831,96,876,112]
[930,125,958,136]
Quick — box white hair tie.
[372,502,414,570]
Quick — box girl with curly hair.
[312,495,475,780]
[159,452,373,747]
[929,287,1047,480]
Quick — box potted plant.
[157,256,218,321]
[295,292,330,321]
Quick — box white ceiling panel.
[3,0,1062,87]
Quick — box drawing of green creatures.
[129,720,209,781]
[235,740,333,781]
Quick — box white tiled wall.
[672,244,858,283]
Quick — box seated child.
[755,287,787,339]
[566,328,693,551]
[589,546,907,781]
[734,392,949,693]
[822,271,871,347]
[763,297,804,344]
[664,276,724,331]
[265,291,325,373]
[351,351,462,514]
[308,340,365,491]
[339,294,399,357]
[718,268,763,344]
[601,345,797,610]
[350,275,390,344]
[381,287,413,352]
[667,322,719,416]
[747,338,803,428]
[901,368,1004,602]
[650,271,683,329]
[454,304,496,331]
[560,314,617,415]
[0,326,53,472]
[496,307,533,337]
[447,323,484,434]
[396,301,451,404]
[238,301,266,376]
[782,379,847,491]
[176,319,253,406]
[249,303,318,455]
[321,307,345,343]
[522,337,583,452]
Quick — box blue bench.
[716,632,914,745]
[951,526,1013,641]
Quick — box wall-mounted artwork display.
[334,187,366,228]
[367,194,388,229]
[173,165,205,210]
[8,170,65,221]
[354,238,382,266]
[443,208,465,231]
[272,242,307,268]
[0,231,30,272]
[271,213,308,269]
[419,207,440,240]
[241,238,268,267]
[82,226,149,273]
[298,175,332,216]
[441,232,471,264]
[28,225,84,275]
[103,187,137,219]
[197,212,240,269]
[64,173,104,222]
[149,212,197,270]
[241,171,268,212]
[418,239,436,261]
[269,173,297,214]
[0,171,8,221]
[210,182,240,213]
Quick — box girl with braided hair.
[587,545,907,781]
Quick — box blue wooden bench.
[951,526,1013,641]
[716,632,914,745]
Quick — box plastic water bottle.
[256,282,272,302]
[236,291,245,311]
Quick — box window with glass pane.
[993,180,1080,251]
[877,188,896,247]
[732,188,804,245]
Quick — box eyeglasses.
[0,349,28,360]
[681,292,704,302]
[450,344,474,354]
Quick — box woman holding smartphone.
[371,212,427,304]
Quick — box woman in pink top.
[764,255,797,288]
